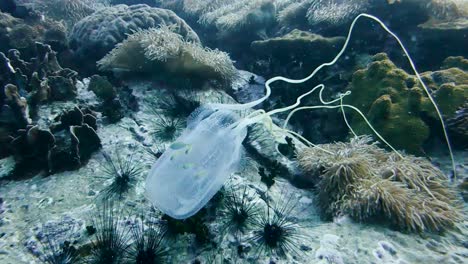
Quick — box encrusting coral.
[98,26,237,85]
[298,136,461,233]
[344,53,467,154]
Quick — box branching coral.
[98,26,237,84]
[298,136,461,232]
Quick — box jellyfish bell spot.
[145,14,455,220]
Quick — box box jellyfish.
[146,14,454,219]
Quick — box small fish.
[195,170,207,177]
[182,163,195,169]
[169,142,189,150]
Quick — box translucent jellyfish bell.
[146,107,247,219]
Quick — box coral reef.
[98,26,237,85]
[251,29,344,77]
[0,42,78,108]
[27,0,109,29]
[68,4,200,64]
[0,10,67,57]
[298,136,461,232]
[162,0,277,37]
[276,0,369,28]
[344,53,467,154]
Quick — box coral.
[9,124,55,175]
[199,0,277,35]
[0,42,78,107]
[0,10,67,56]
[2,84,30,129]
[163,0,276,36]
[88,75,123,123]
[306,0,369,27]
[344,53,467,154]
[48,106,101,173]
[446,106,467,149]
[68,4,200,63]
[28,0,109,29]
[276,0,370,28]
[251,29,345,76]
[98,26,237,84]
[442,56,468,71]
[420,60,468,118]
[297,136,461,232]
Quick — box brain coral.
[68,4,200,61]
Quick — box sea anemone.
[298,136,461,232]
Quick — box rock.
[68,4,200,64]
[446,107,468,149]
[0,157,15,179]
[315,234,344,264]
[251,30,345,77]
[231,70,266,105]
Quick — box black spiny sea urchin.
[100,152,142,200]
[88,202,131,264]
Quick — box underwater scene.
[0,0,467,263]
